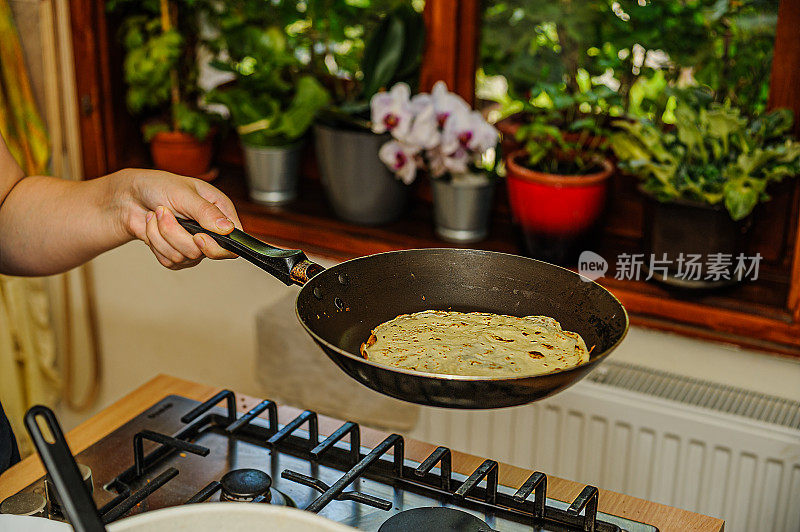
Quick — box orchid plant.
[370,82,499,184]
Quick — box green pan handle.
[177,218,323,286]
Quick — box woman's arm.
[0,134,240,276]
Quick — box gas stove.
[2,391,658,531]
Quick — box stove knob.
[45,463,93,512]
[0,492,47,517]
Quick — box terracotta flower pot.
[505,149,613,264]
[149,130,216,180]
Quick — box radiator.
[407,361,800,532]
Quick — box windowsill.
[212,169,800,359]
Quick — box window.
[477,0,779,122]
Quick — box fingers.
[145,210,186,270]
[144,206,236,269]
[195,181,242,230]
[192,232,236,260]
[171,180,236,235]
[129,171,243,267]
[155,207,203,261]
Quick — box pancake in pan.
[360,310,590,377]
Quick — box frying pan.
[178,219,628,409]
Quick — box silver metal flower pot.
[432,173,495,243]
[313,123,408,225]
[242,141,303,205]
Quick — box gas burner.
[0,492,47,517]
[378,507,493,532]
[44,463,93,517]
[267,489,294,507]
[220,469,272,502]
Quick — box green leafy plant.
[205,17,329,146]
[480,0,778,123]
[610,102,800,221]
[266,0,415,100]
[111,0,217,141]
[202,0,423,131]
[317,4,425,129]
[514,96,608,175]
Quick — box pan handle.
[177,218,324,286]
[25,406,106,532]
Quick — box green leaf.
[674,104,708,162]
[392,6,425,82]
[703,107,745,153]
[723,179,759,221]
[268,76,330,143]
[143,122,169,142]
[174,103,213,141]
[361,13,405,99]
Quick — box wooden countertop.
[0,375,724,532]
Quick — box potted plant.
[207,20,329,205]
[610,101,800,288]
[310,5,425,225]
[112,0,219,179]
[504,102,613,264]
[372,82,499,242]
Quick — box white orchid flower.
[443,147,470,174]
[379,140,418,184]
[370,83,413,139]
[426,146,469,178]
[470,115,501,154]
[431,81,470,127]
[411,82,471,129]
[442,109,499,155]
[403,102,440,150]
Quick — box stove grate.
[83,390,626,531]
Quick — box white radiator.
[407,362,800,532]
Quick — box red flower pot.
[505,149,613,263]
[149,130,216,181]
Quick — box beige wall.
[57,240,800,429]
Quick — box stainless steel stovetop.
[4,392,658,532]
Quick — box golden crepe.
[360,310,589,377]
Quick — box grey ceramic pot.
[242,141,304,205]
[432,173,495,243]
[313,123,408,225]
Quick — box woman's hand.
[117,169,242,270]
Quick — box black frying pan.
[178,219,628,409]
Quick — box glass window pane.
[478,0,779,120]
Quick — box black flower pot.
[641,192,752,289]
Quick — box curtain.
[0,0,60,457]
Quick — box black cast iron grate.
[94,389,618,532]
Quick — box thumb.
[173,187,235,235]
